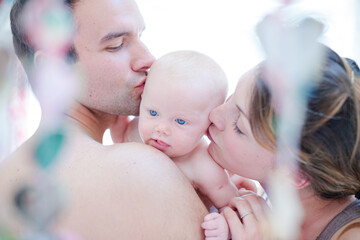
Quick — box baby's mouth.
[149,138,170,151]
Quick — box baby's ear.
[293,170,310,189]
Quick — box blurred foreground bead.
[20,0,74,56]
[0,49,9,89]
[14,180,63,229]
[257,12,324,240]
[21,230,83,240]
[34,127,66,169]
[21,230,59,240]
[0,231,16,240]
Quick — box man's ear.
[293,170,310,189]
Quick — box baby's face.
[139,76,219,158]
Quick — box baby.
[113,51,236,239]
[140,51,236,239]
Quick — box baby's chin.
[165,149,194,160]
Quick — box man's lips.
[149,139,170,151]
[135,76,147,89]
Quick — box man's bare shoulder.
[1,140,208,239]
[94,142,192,182]
[58,142,208,239]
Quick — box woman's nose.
[155,124,170,136]
[209,104,225,131]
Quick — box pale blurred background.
[1,0,359,153]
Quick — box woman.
[207,45,360,239]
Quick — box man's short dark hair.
[10,0,79,72]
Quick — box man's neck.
[299,190,353,240]
[65,102,117,143]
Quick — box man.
[0,0,208,239]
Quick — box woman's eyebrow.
[236,104,249,119]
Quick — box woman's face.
[207,69,276,184]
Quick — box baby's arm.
[194,151,239,209]
[194,150,236,240]
[110,116,143,143]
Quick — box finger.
[204,212,221,221]
[238,190,268,224]
[229,197,257,225]
[233,192,271,238]
[238,189,259,197]
[223,207,244,240]
[204,229,220,237]
[201,220,220,230]
[205,237,218,240]
[230,174,257,192]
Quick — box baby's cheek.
[138,119,150,142]
[176,133,199,153]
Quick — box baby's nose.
[155,124,170,136]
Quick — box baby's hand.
[201,212,230,240]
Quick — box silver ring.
[240,211,253,220]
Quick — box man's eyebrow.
[100,32,127,44]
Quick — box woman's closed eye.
[175,118,187,125]
[149,110,158,116]
[233,120,244,135]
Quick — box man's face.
[72,0,154,115]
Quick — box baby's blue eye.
[149,110,158,116]
[176,119,187,125]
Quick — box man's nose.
[131,40,155,73]
[209,104,225,131]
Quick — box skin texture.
[0,127,208,239]
[1,0,208,239]
[139,66,222,158]
[208,69,275,184]
[138,52,238,205]
[137,52,238,238]
[207,68,359,240]
[73,0,153,116]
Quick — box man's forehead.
[74,0,137,11]
[73,0,144,41]
[73,0,142,27]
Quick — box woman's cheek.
[223,131,239,157]
[222,134,240,167]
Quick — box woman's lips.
[149,139,170,151]
[206,128,214,143]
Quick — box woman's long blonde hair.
[249,44,360,199]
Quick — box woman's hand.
[229,174,257,193]
[222,190,271,240]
